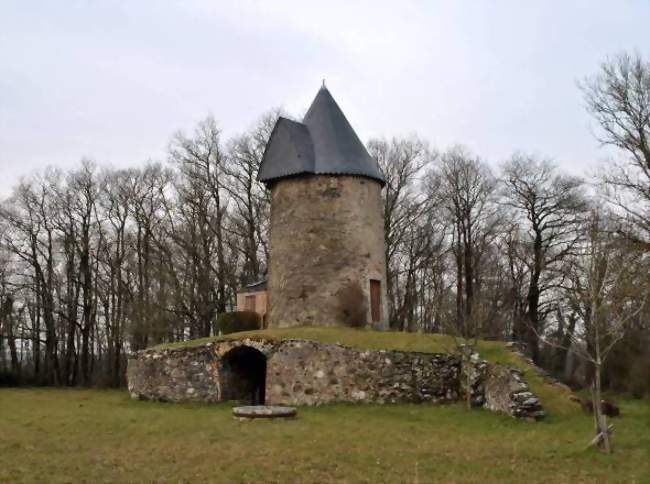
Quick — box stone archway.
[220,346,267,405]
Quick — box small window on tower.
[245,295,256,312]
[370,279,381,322]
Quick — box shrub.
[216,311,262,335]
[0,371,21,387]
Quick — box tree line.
[0,53,648,395]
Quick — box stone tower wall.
[267,175,388,329]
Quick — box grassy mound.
[153,326,577,418]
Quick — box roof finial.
[322,78,326,89]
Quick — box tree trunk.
[525,231,543,363]
[1,296,20,375]
[591,367,612,453]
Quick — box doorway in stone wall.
[220,346,267,405]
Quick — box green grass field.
[1,388,649,483]
[2,329,648,482]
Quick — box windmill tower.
[259,86,388,330]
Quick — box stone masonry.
[458,345,545,420]
[267,175,388,330]
[127,337,545,420]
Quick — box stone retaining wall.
[266,340,459,404]
[127,337,544,420]
[458,345,545,420]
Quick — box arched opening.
[220,346,266,405]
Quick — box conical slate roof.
[258,86,385,186]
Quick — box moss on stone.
[151,326,577,417]
[154,326,463,352]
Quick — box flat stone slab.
[232,405,297,419]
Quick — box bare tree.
[65,161,101,385]
[368,136,436,328]
[581,52,650,247]
[429,146,499,338]
[224,109,284,283]
[0,177,62,384]
[168,117,231,336]
[129,163,177,346]
[0,249,19,376]
[557,213,647,452]
[500,154,587,362]
[96,168,134,385]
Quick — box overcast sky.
[1,0,648,197]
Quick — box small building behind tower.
[236,280,268,323]
[259,85,388,330]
